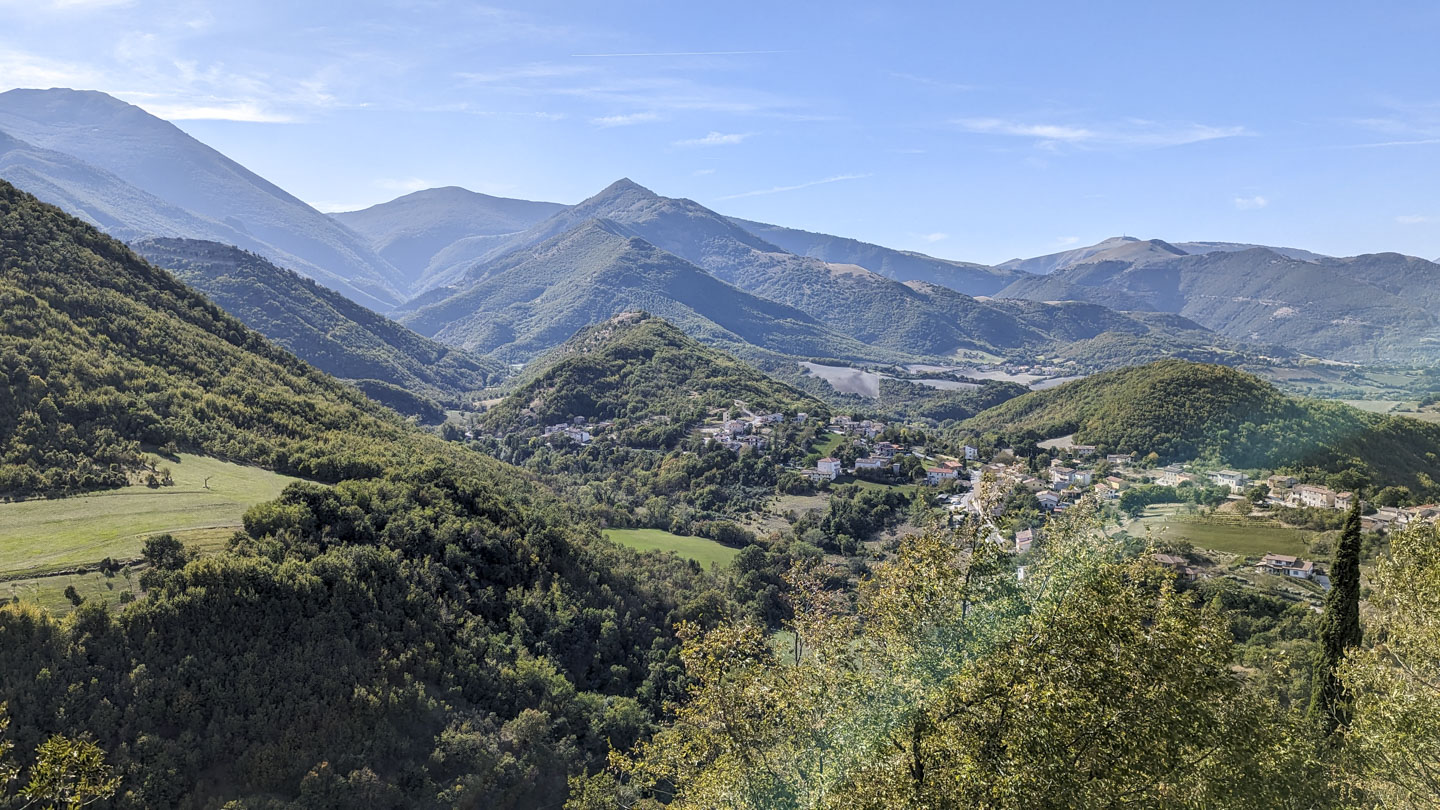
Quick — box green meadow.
[605,528,741,568]
[0,454,299,579]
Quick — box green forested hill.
[962,358,1440,493]
[0,183,427,496]
[481,312,824,444]
[0,180,718,808]
[135,237,503,407]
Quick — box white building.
[1209,469,1249,492]
[817,457,842,480]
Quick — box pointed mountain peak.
[591,177,659,200]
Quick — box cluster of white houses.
[700,410,805,453]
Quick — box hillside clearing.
[605,528,741,568]
[0,454,299,579]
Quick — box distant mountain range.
[397,217,891,365]
[134,238,502,412]
[3,87,1437,370]
[997,235,1329,275]
[395,179,1238,366]
[998,245,1440,362]
[0,88,404,310]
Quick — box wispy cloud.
[1234,195,1268,210]
[692,168,716,176]
[571,50,791,58]
[141,101,296,122]
[674,131,751,147]
[377,177,434,193]
[1056,236,1081,246]
[718,173,870,200]
[918,232,949,243]
[1397,214,1435,225]
[590,111,660,127]
[953,117,1248,149]
[0,0,132,12]
[1348,137,1440,148]
[457,62,593,84]
[890,72,973,92]
[0,50,101,88]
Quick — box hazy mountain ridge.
[726,216,1027,295]
[437,179,1234,362]
[332,185,565,294]
[998,247,1440,362]
[0,88,404,309]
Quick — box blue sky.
[2,0,1439,263]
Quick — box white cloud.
[590,111,660,127]
[954,117,1247,149]
[919,232,949,243]
[0,0,132,11]
[0,51,101,88]
[692,168,716,176]
[1234,195,1268,210]
[1056,236,1081,246]
[718,173,870,200]
[1397,214,1434,225]
[889,72,974,92]
[674,131,751,147]
[376,177,435,193]
[138,101,295,123]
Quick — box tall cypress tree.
[1310,496,1363,734]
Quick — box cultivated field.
[1128,506,1315,557]
[0,454,299,579]
[605,528,741,568]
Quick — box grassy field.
[1128,507,1314,557]
[4,568,145,614]
[604,528,741,568]
[843,477,920,497]
[812,432,846,456]
[0,454,299,579]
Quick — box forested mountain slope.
[0,88,404,309]
[962,358,1440,493]
[0,180,717,808]
[481,313,823,441]
[135,238,503,408]
[401,218,897,364]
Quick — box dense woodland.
[480,313,824,444]
[0,183,737,807]
[4,178,1440,809]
